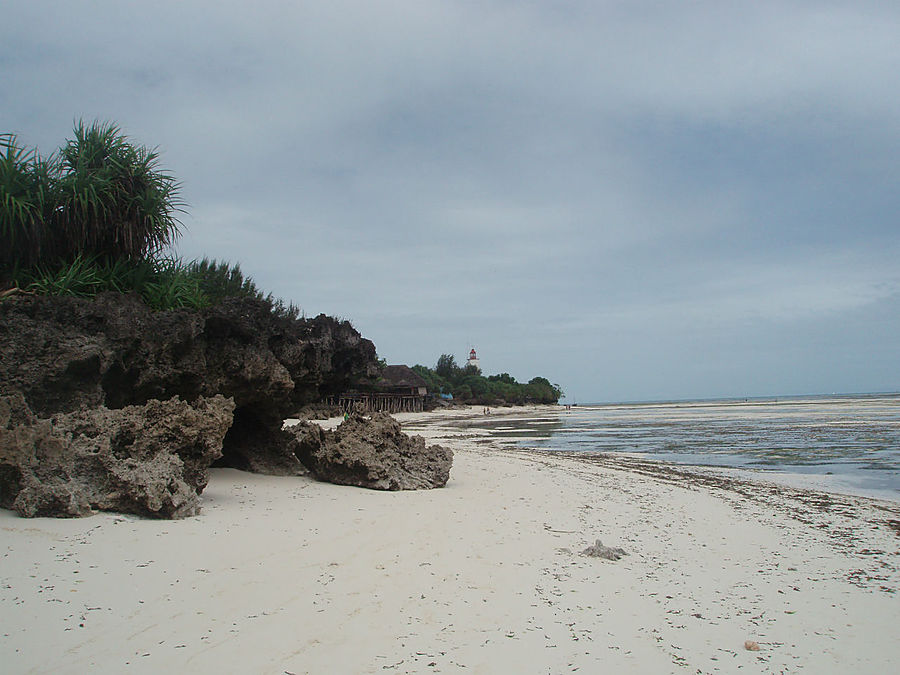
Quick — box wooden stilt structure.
[331,364,428,413]
[328,392,425,413]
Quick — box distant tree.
[413,358,562,406]
[488,372,517,385]
[412,364,451,395]
[526,377,563,404]
[435,353,460,381]
[553,383,565,400]
[489,380,523,404]
[462,374,490,399]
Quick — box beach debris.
[0,393,234,518]
[581,539,627,560]
[290,411,453,490]
[744,640,761,651]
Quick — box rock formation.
[291,412,452,490]
[0,292,452,519]
[0,393,234,518]
[0,293,378,470]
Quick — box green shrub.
[140,258,207,309]
[25,255,107,297]
[184,258,262,302]
[20,255,205,309]
[183,258,301,318]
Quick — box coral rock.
[0,293,378,472]
[0,393,234,519]
[291,412,452,490]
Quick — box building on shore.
[331,365,428,413]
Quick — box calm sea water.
[471,394,900,499]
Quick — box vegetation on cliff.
[2,122,180,276]
[412,354,563,405]
[1,122,296,316]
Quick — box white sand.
[2,406,899,673]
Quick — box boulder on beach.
[291,412,453,490]
[0,393,234,519]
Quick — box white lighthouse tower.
[466,348,480,371]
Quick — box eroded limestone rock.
[0,393,234,518]
[291,412,452,490]
[0,293,378,471]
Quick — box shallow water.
[464,394,900,499]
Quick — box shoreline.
[2,405,899,673]
[391,403,900,504]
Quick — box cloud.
[3,0,899,399]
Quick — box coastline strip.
[1,405,898,673]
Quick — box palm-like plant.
[0,122,235,313]
[55,121,184,263]
[0,134,58,277]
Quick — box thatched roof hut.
[331,365,428,413]
[377,365,428,396]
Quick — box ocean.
[465,394,900,500]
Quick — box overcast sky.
[4,1,899,402]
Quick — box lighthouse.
[466,348,480,371]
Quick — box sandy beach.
[2,405,899,674]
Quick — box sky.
[3,1,899,403]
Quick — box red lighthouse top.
[469,349,477,359]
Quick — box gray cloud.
[3,0,898,401]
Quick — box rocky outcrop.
[0,292,455,519]
[0,293,378,468]
[291,412,452,490]
[0,393,234,518]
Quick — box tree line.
[412,354,563,406]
